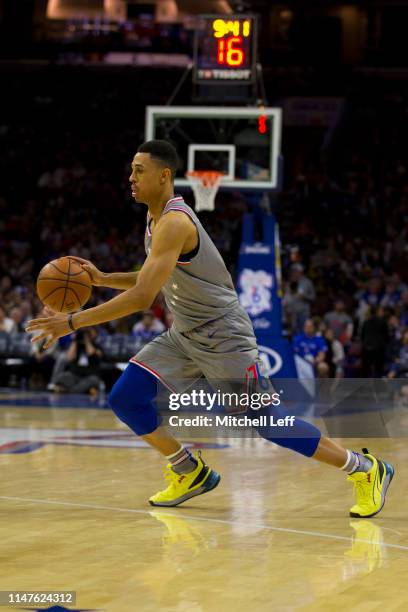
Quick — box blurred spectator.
[385,314,403,369]
[323,300,353,344]
[132,310,165,343]
[289,264,316,323]
[19,300,34,327]
[47,336,74,392]
[381,279,402,310]
[361,306,389,377]
[399,291,408,327]
[356,278,384,324]
[293,319,328,375]
[283,280,306,334]
[387,329,408,379]
[0,306,16,334]
[323,328,345,378]
[0,277,13,294]
[343,341,362,378]
[9,307,25,333]
[54,328,102,394]
[28,341,56,390]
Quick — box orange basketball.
[36,257,92,313]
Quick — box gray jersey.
[144,196,241,332]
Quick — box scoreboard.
[193,15,258,85]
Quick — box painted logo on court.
[238,269,273,316]
[0,428,229,455]
[258,345,283,377]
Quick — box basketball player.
[26,140,394,516]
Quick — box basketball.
[36,257,92,313]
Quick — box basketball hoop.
[186,170,223,212]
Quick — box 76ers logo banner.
[237,245,282,336]
[239,269,273,317]
[237,214,297,378]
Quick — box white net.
[186,171,223,212]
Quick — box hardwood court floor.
[0,399,407,612]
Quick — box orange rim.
[186,170,223,187]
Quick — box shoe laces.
[351,476,372,506]
[163,450,202,486]
[163,465,187,491]
[164,465,178,481]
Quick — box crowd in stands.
[1,67,408,390]
[281,154,408,379]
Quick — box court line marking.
[1,495,407,552]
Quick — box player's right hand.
[68,256,105,287]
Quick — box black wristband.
[67,313,76,331]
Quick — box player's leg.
[108,361,178,451]
[193,310,394,517]
[252,379,394,518]
[312,438,394,517]
[108,330,221,506]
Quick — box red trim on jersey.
[165,196,184,207]
[129,358,177,393]
[145,199,184,237]
[146,201,195,265]
[165,206,195,219]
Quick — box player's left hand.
[25,307,71,349]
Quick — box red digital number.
[217,36,245,67]
[258,115,267,134]
[217,39,226,64]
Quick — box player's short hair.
[137,140,179,180]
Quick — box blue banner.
[237,213,297,378]
[237,214,283,337]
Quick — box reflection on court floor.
[0,391,407,612]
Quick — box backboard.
[145,106,282,191]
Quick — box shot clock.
[193,15,258,85]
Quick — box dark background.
[1,0,408,389]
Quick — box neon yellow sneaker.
[348,448,394,518]
[149,451,221,507]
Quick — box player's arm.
[96,270,139,290]
[68,256,139,290]
[73,216,187,328]
[26,214,190,347]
